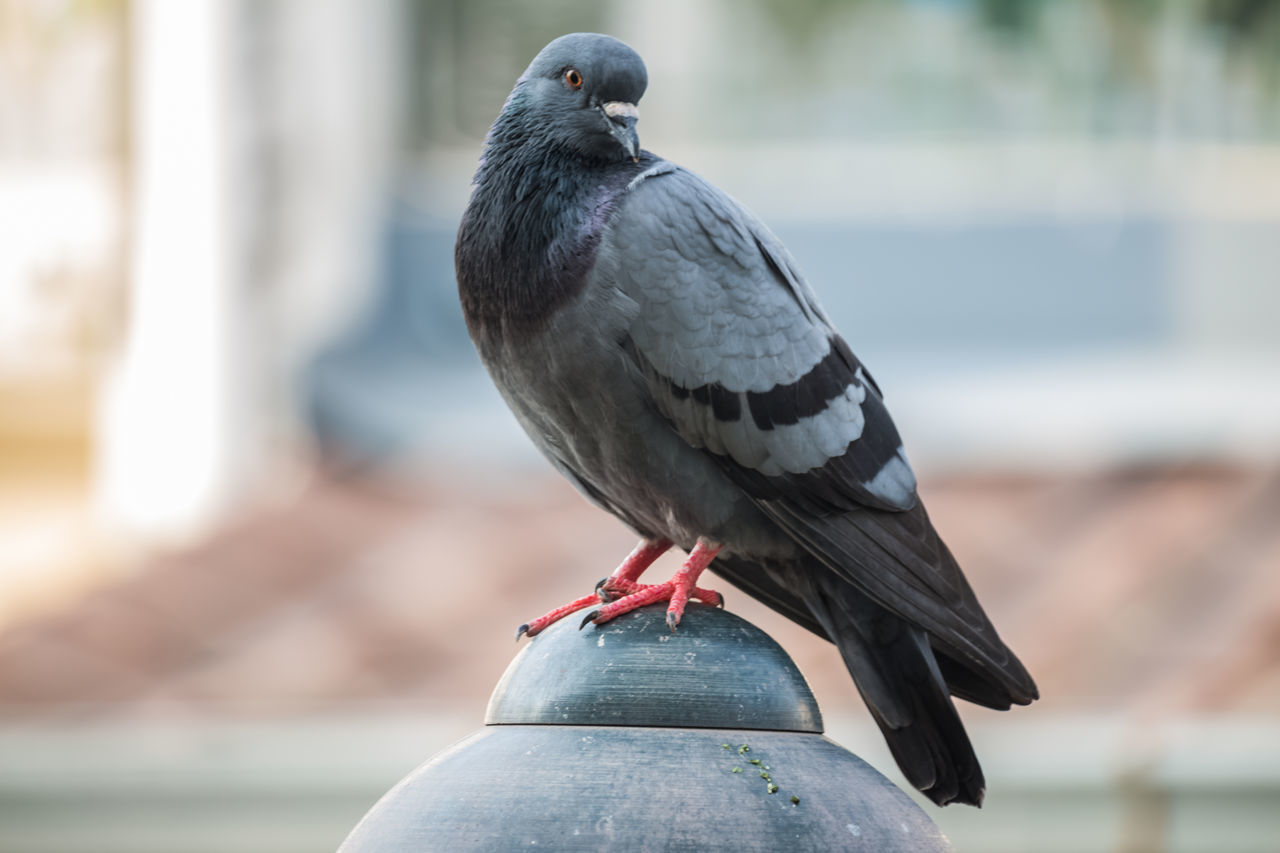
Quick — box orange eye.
[564,68,583,90]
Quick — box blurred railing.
[1,715,1278,853]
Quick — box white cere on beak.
[603,101,639,120]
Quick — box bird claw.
[595,577,614,602]
[515,623,530,641]
[666,610,681,631]
[579,610,600,630]
[597,577,644,603]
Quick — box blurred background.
[2,0,1279,850]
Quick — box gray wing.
[608,163,917,516]
[606,164,1036,701]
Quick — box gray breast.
[486,276,793,560]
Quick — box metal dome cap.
[485,603,823,732]
[341,603,954,852]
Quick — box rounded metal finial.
[486,603,823,732]
[341,604,954,852]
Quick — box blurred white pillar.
[98,0,242,540]
[98,0,402,542]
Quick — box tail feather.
[935,647,1020,711]
[810,574,985,807]
[714,553,1033,807]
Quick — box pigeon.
[455,32,1038,807]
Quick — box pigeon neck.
[457,122,647,343]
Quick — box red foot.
[517,539,672,639]
[599,578,723,608]
[515,593,603,640]
[515,539,724,638]
[583,540,723,631]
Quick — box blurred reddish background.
[5,464,1279,720]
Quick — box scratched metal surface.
[340,726,951,852]
[484,604,823,732]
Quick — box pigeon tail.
[809,573,985,807]
[867,630,986,807]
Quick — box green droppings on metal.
[790,795,800,805]
[725,744,788,798]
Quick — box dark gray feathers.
[456,32,1037,809]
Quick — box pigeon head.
[504,33,648,163]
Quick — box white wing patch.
[865,448,917,509]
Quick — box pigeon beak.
[603,101,640,162]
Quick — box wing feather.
[609,164,916,514]
[602,163,1037,704]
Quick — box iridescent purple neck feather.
[455,95,650,343]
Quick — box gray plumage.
[455,32,1037,807]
